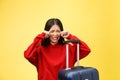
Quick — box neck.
[50,42,58,45]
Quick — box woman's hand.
[43,30,50,38]
[60,30,70,38]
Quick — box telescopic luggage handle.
[65,40,80,44]
[65,40,80,70]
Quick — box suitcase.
[58,40,99,80]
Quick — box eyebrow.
[49,30,61,32]
[50,29,60,31]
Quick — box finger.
[60,31,64,36]
[43,31,50,38]
[44,30,49,34]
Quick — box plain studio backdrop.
[0,0,120,80]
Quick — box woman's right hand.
[43,30,50,38]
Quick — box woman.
[24,18,91,80]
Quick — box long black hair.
[41,18,65,46]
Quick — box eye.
[49,30,54,33]
[56,30,61,33]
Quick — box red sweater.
[24,32,91,80]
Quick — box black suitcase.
[58,40,99,80]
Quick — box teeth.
[53,37,57,40]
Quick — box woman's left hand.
[60,30,70,38]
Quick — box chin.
[51,40,58,45]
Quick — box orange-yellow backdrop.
[0,0,120,80]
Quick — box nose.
[53,32,58,36]
[53,31,61,36]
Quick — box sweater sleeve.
[67,34,91,59]
[24,32,45,67]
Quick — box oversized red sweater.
[24,32,91,80]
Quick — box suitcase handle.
[65,40,80,70]
[65,40,80,44]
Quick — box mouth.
[52,37,59,40]
[50,36,59,45]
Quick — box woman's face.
[49,24,61,45]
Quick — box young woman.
[24,18,91,80]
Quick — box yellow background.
[0,0,120,80]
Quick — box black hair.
[41,18,65,46]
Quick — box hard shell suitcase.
[58,40,99,80]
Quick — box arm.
[24,32,45,67]
[66,34,91,59]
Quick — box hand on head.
[60,31,70,38]
[43,31,50,38]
